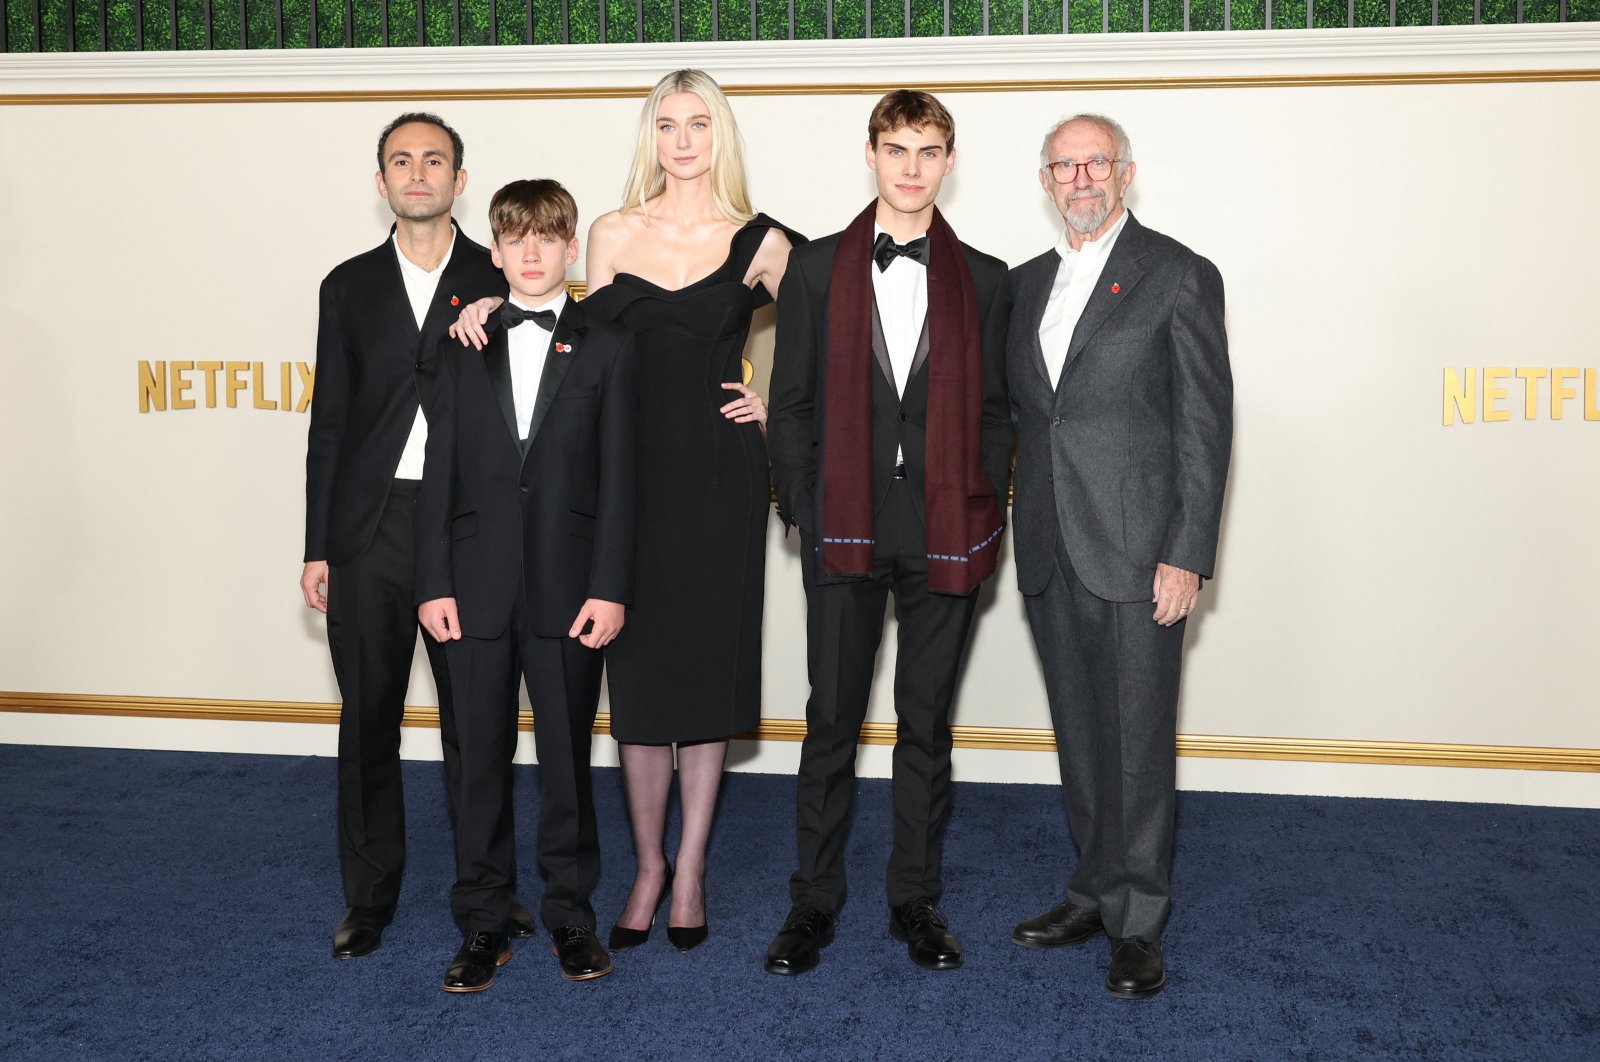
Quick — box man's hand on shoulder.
[448,297,503,350]
[569,599,625,649]
[1152,563,1200,627]
[419,597,463,642]
[301,561,329,613]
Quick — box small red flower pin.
[1111,283,1121,294]
[556,342,573,353]
[449,295,460,306]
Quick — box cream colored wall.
[2,27,1598,804]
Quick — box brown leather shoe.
[1011,901,1104,949]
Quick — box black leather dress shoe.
[666,923,708,952]
[1011,901,1104,949]
[763,906,835,975]
[331,907,390,959]
[550,926,612,981]
[507,897,537,939]
[1107,938,1166,998]
[889,899,963,971]
[441,930,511,993]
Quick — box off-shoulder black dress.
[583,214,804,744]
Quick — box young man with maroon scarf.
[764,91,1012,976]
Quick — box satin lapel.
[1062,215,1150,374]
[868,294,896,391]
[1021,255,1059,388]
[482,332,521,450]
[525,300,583,450]
[906,314,932,384]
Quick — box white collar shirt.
[1038,208,1129,389]
[391,229,456,478]
[507,290,567,441]
[870,223,929,399]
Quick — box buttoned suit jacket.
[1007,212,1232,603]
[767,230,1012,552]
[414,298,637,640]
[303,223,506,565]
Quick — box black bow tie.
[873,233,929,273]
[501,304,558,330]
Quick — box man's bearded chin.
[1065,191,1109,235]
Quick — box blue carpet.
[1,744,1596,1060]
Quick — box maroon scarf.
[818,203,1004,595]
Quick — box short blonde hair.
[619,69,754,224]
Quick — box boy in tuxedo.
[416,179,637,991]
[764,91,1012,976]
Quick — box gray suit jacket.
[1007,212,1232,603]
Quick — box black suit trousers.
[790,481,980,913]
[444,594,603,934]
[326,479,461,914]
[1023,539,1185,942]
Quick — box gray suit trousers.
[1024,540,1185,941]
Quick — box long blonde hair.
[619,69,755,224]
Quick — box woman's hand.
[447,296,504,350]
[720,381,767,431]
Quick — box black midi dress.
[584,214,804,744]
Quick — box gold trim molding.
[5,69,1600,106]
[2,692,1595,773]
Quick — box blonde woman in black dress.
[454,69,799,950]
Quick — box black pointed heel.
[607,864,673,952]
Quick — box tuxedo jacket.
[1007,211,1232,603]
[767,230,1012,548]
[304,223,506,565]
[414,298,637,640]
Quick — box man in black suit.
[1006,114,1232,998]
[416,179,636,991]
[301,113,528,959]
[765,91,1011,976]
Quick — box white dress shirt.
[507,291,566,440]
[871,225,929,468]
[870,224,929,398]
[391,229,456,479]
[1038,208,1129,389]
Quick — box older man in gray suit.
[1006,113,1232,999]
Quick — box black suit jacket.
[767,229,1011,546]
[414,298,637,640]
[304,223,505,564]
[1007,212,1232,603]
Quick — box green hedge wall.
[5,0,1595,51]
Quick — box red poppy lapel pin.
[1110,283,1121,294]
[555,342,573,354]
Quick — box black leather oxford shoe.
[507,897,538,939]
[441,931,511,993]
[1011,901,1105,949]
[889,899,963,971]
[331,907,390,959]
[1107,938,1167,999]
[763,906,835,975]
[550,926,612,981]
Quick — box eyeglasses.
[1046,157,1118,183]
